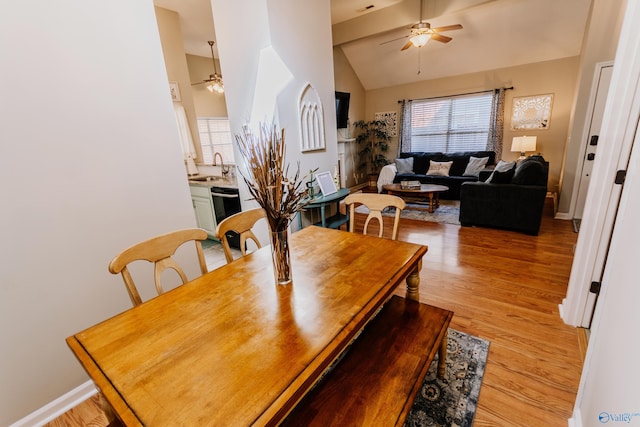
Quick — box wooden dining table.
[66,226,428,426]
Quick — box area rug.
[355,200,461,225]
[405,329,490,427]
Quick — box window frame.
[197,117,235,165]
[407,91,494,153]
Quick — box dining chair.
[215,208,267,263]
[108,228,209,306]
[345,193,406,240]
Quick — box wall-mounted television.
[335,91,350,129]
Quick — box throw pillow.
[426,160,453,176]
[395,157,414,174]
[489,167,515,184]
[463,156,489,177]
[487,160,516,182]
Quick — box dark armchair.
[459,156,548,235]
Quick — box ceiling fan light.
[205,41,224,94]
[410,33,429,48]
[206,74,224,94]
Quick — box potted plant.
[353,120,391,186]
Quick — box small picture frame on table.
[315,171,337,196]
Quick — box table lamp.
[511,136,537,160]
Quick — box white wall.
[155,6,201,167]
[211,0,338,236]
[0,1,201,424]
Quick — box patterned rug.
[405,329,490,427]
[356,200,461,225]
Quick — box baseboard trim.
[568,409,583,427]
[555,211,573,220]
[9,381,97,427]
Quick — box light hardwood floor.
[47,199,581,426]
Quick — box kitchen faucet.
[213,152,230,177]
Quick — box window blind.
[197,118,235,165]
[410,91,493,153]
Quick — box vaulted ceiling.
[154,0,592,90]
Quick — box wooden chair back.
[345,193,406,240]
[108,228,209,306]
[215,208,267,263]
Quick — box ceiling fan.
[382,0,463,51]
[192,41,224,94]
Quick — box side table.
[300,187,350,230]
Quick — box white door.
[574,64,614,219]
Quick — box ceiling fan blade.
[401,40,413,51]
[432,24,463,33]
[380,35,409,45]
[431,33,452,43]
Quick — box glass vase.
[270,229,292,285]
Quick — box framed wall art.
[375,111,397,137]
[511,93,553,130]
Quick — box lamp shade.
[511,136,537,153]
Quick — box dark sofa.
[392,151,496,199]
[459,156,549,235]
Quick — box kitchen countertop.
[188,175,238,189]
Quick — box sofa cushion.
[442,151,497,175]
[512,157,546,185]
[427,160,453,176]
[448,157,467,176]
[489,167,515,183]
[400,151,496,175]
[412,155,431,174]
[400,152,445,174]
[487,160,516,182]
[463,156,490,177]
[395,157,414,174]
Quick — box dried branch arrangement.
[236,123,313,232]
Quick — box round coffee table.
[382,183,449,213]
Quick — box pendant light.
[206,41,224,94]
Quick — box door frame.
[559,37,640,327]
[571,61,614,220]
